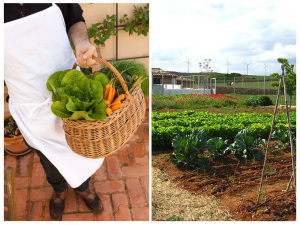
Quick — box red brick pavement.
[4,97,149,221]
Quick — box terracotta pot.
[4,113,30,156]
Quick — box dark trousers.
[35,150,90,193]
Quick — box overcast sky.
[151,0,296,76]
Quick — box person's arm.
[67,21,97,68]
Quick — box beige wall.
[80,3,149,71]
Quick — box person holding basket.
[4,3,104,220]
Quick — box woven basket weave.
[62,57,146,158]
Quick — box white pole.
[215,78,217,94]
[193,75,195,89]
[181,76,183,89]
[172,74,174,89]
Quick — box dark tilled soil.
[152,146,296,221]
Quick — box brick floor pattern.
[4,98,149,221]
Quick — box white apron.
[4,4,104,188]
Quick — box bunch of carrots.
[104,81,126,116]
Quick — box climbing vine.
[88,4,149,45]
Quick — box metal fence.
[215,77,276,89]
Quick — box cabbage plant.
[170,129,209,168]
[228,129,264,162]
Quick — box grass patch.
[152,94,296,110]
[229,94,296,106]
[216,81,276,89]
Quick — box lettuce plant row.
[152,111,296,150]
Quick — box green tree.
[270,58,296,109]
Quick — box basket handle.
[72,57,134,101]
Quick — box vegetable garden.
[152,98,296,221]
[152,111,295,150]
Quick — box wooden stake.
[4,167,17,221]
[282,64,296,190]
[257,74,282,203]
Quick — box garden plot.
[153,145,295,221]
[152,108,296,221]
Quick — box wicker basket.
[62,57,146,158]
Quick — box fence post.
[204,77,206,94]
[172,74,174,89]
[162,73,164,95]
[181,77,183,89]
[234,77,236,95]
[215,78,217,94]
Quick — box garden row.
[152,111,296,150]
[152,94,274,109]
[170,129,265,168]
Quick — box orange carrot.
[106,108,112,116]
[113,94,125,102]
[104,84,110,100]
[111,87,116,101]
[111,100,121,106]
[107,85,114,104]
[110,103,125,111]
[105,100,110,108]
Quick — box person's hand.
[75,41,98,68]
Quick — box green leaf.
[51,99,72,118]
[253,149,264,160]
[94,72,109,89]
[89,99,106,120]
[70,111,94,120]
[66,96,77,112]
[61,70,87,86]
[196,157,210,168]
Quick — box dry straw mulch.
[152,167,233,221]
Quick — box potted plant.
[4,113,31,156]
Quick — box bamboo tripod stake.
[257,64,296,203]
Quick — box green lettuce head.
[46,69,106,120]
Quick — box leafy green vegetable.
[46,69,107,120]
[93,72,109,89]
[228,129,264,162]
[170,129,209,168]
[206,137,231,159]
[100,60,149,95]
[272,130,290,143]
[152,111,296,151]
